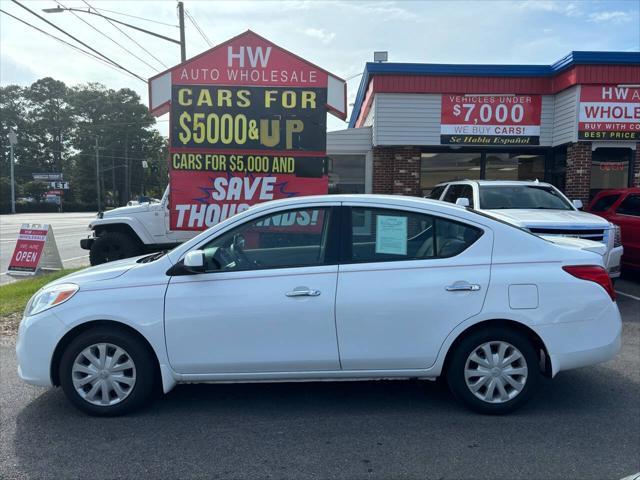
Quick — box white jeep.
[81,187,193,265]
[429,180,623,278]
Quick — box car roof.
[592,187,640,197]
[435,179,553,188]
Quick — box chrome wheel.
[464,341,528,404]
[72,343,136,406]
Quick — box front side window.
[349,207,482,263]
[617,195,640,217]
[200,208,333,272]
[591,194,620,212]
[478,185,572,210]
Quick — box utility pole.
[94,137,101,211]
[124,134,129,204]
[8,131,17,214]
[177,1,186,62]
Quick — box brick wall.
[634,144,640,188]
[565,142,592,203]
[372,147,422,196]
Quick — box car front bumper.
[16,310,67,387]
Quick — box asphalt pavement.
[1,285,638,480]
[0,212,94,285]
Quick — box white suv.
[430,180,623,278]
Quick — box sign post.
[7,224,63,276]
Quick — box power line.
[11,0,146,82]
[82,0,168,70]
[54,0,160,73]
[91,6,178,28]
[0,8,143,83]
[185,8,212,48]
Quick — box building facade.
[326,51,640,204]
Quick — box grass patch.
[0,268,84,317]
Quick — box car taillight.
[562,265,616,301]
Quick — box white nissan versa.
[17,195,621,416]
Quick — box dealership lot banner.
[441,95,542,145]
[149,31,346,231]
[7,224,63,275]
[579,85,640,141]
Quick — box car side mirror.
[572,199,583,210]
[455,197,470,207]
[183,250,205,273]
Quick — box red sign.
[158,31,334,231]
[579,85,640,141]
[171,170,327,230]
[441,94,542,145]
[8,226,48,273]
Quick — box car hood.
[483,209,610,228]
[49,256,143,287]
[102,204,150,217]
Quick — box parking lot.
[0,278,638,479]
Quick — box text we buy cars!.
[18,195,622,416]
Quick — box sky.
[1,0,639,136]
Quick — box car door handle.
[285,287,321,297]
[445,282,481,292]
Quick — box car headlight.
[612,224,622,248]
[24,283,79,317]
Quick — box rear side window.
[429,185,446,199]
[591,194,620,212]
[442,185,474,207]
[349,207,482,263]
[617,195,640,216]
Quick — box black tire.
[89,231,141,265]
[446,327,541,415]
[59,326,157,416]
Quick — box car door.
[613,193,640,267]
[164,204,342,374]
[336,203,492,370]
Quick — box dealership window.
[590,148,633,199]
[328,155,366,194]
[484,153,545,182]
[420,150,549,196]
[420,152,481,195]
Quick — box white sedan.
[16,195,622,416]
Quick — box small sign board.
[32,173,63,181]
[7,224,63,276]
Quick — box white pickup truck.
[429,180,623,278]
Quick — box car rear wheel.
[446,327,540,414]
[89,231,141,265]
[59,327,156,416]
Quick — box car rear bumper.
[534,301,622,377]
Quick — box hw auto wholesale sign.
[579,85,640,141]
[441,95,542,145]
[148,31,347,231]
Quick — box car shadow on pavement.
[13,366,639,479]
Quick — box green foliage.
[0,268,85,317]
[0,78,168,211]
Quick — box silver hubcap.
[72,343,136,406]
[464,341,528,404]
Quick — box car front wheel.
[446,327,540,414]
[59,327,156,416]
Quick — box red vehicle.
[588,188,640,271]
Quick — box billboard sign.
[149,31,346,231]
[579,85,640,141]
[441,94,542,145]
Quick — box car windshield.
[479,185,573,210]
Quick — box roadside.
[0,268,83,336]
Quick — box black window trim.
[340,205,484,265]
